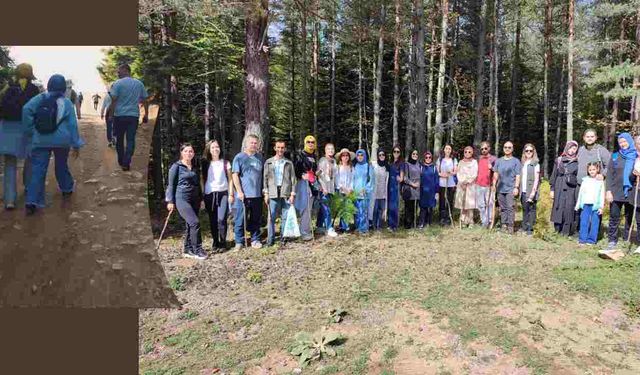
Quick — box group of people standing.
[164,132,552,259]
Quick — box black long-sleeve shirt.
[165,161,201,204]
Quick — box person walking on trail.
[387,146,404,231]
[550,141,580,236]
[232,134,264,250]
[22,74,85,215]
[100,89,115,147]
[436,144,457,225]
[77,92,83,114]
[0,63,40,210]
[476,141,497,228]
[575,162,606,246]
[165,143,206,260]
[418,151,438,228]
[371,150,390,231]
[402,150,421,229]
[519,143,541,236]
[64,80,80,120]
[454,146,478,228]
[263,140,297,247]
[107,63,149,171]
[335,148,355,232]
[353,149,375,234]
[294,135,319,241]
[492,141,521,234]
[316,143,339,237]
[201,139,234,252]
[603,133,639,252]
[92,93,101,111]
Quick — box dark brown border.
[0,0,138,45]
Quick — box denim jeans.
[317,193,333,231]
[579,204,600,244]
[372,198,386,230]
[267,198,290,245]
[2,154,31,207]
[113,116,138,168]
[475,185,493,227]
[234,197,262,245]
[105,115,115,143]
[355,198,369,233]
[26,148,74,208]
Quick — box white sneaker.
[327,228,338,237]
[251,241,263,249]
[633,246,640,255]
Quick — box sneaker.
[302,235,313,241]
[25,204,36,215]
[251,241,263,249]
[234,243,243,250]
[633,246,640,255]
[606,242,617,251]
[193,249,207,260]
[183,251,198,259]
[5,202,15,210]
[327,228,338,238]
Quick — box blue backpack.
[34,95,63,134]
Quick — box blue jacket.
[22,93,85,150]
[353,155,375,199]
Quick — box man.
[107,64,149,171]
[100,88,114,147]
[492,141,522,234]
[64,80,80,119]
[92,93,101,110]
[577,128,610,184]
[263,140,297,246]
[232,134,264,249]
[77,91,84,118]
[294,135,319,241]
[476,141,497,228]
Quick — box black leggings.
[204,191,228,248]
[176,198,203,253]
[404,199,417,229]
[419,206,433,227]
[608,201,640,244]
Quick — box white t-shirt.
[204,160,231,194]
[521,160,540,193]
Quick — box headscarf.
[561,140,579,161]
[407,149,418,165]
[47,74,67,99]
[15,63,35,90]
[376,150,389,169]
[617,132,637,197]
[422,151,433,166]
[355,149,368,164]
[303,135,317,154]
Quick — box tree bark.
[300,2,308,145]
[330,3,337,144]
[290,18,297,151]
[566,0,574,141]
[473,0,489,147]
[406,12,416,153]
[415,0,427,152]
[244,0,270,147]
[555,58,565,159]
[509,2,520,142]
[491,0,501,152]
[543,0,552,176]
[433,0,449,156]
[632,8,640,131]
[426,5,437,151]
[204,71,211,143]
[372,4,385,159]
[393,0,401,146]
[312,0,319,136]
[358,35,364,149]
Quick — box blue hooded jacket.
[353,149,375,198]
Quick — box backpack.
[0,83,34,121]
[34,95,63,134]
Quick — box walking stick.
[460,182,466,230]
[489,184,496,230]
[156,209,173,251]
[242,199,249,248]
[627,178,640,255]
[445,175,454,225]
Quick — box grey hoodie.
[577,144,610,184]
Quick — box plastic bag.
[282,206,301,238]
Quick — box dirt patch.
[246,350,296,375]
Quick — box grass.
[168,275,187,292]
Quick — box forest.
[91,0,639,205]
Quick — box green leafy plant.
[246,270,263,283]
[329,192,357,227]
[328,308,347,323]
[169,275,187,291]
[290,332,343,367]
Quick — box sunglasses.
[525,149,534,153]
[393,150,401,153]
[425,155,432,158]
[504,146,513,149]
[464,150,473,153]
[481,147,489,150]
[306,141,315,144]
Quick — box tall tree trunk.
[555,58,565,158]
[543,0,552,176]
[358,36,364,149]
[632,9,640,132]
[244,0,270,146]
[491,0,501,152]
[433,0,449,156]
[447,0,459,144]
[426,5,437,151]
[509,2,520,142]
[473,0,489,146]
[300,3,308,145]
[372,4,385,158]
[204,66,211,143]
[566,0,574,141]
[415,0,427,152]
[330,4,336,144]
[312,0,319,136]
[290,18,297,151]
[406,15,416,153]
[393,0,401,146]
[231,87,243,155]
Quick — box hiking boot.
[327,228,338,238]
[251,241,263,249]
[25,204,36,215]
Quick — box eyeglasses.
[525,149,534,153]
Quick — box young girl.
[575,162,605,245]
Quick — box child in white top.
[575,163,605,245]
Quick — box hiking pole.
[489,184,496,230]
[627,178,640,255]
[242,199,249,248]
[156,209,174,251]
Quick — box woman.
[604,133,639,251]
[201,139,234,252]
[419,151,439,228]
[403,150,421,229]
[335,148,355,232]
[387,146,404,231]
[437,144,458,225]
[454,146,478,227]
[520,143,541,236]
[166,143,206,260]
[22,74,85,215]
[353,149,375,233]
[317,143,338,237]
[550,140,580,236]
[0,63,40,210]
[372,150,390,230]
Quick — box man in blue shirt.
[107,64,149,171]
[232,134,264,249]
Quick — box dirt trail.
[0,108,179,307]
